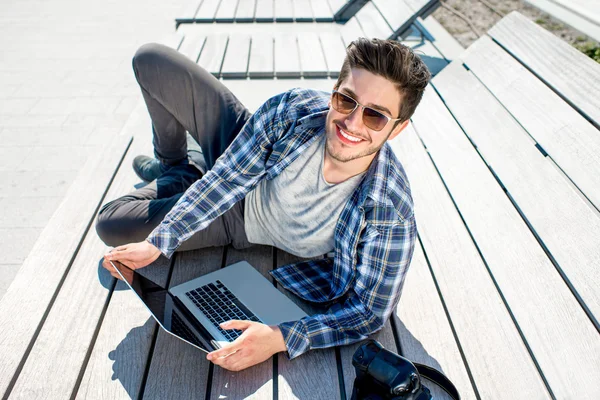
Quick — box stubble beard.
[325,122,389,163]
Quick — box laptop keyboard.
[171,311,203,348]
[185,280,261,342]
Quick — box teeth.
[339,127,363,142]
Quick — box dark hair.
[335,38,431,124]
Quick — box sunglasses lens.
[332,92,357,114]
[362,107,388,131]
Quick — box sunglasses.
[331,90,402,131]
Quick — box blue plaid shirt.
[147,88,417,360]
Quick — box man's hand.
[207,320,287,371]
[102,241,162,280]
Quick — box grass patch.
[574,41,600,63]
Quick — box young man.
[98,37,431,371]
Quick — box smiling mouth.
[336,125,365,144]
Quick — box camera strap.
[413,362,460,400]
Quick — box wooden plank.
[196,0,221,20]
[416,16,464,61]
[391,238,474,399]
[0,135,131,397]
[393,121,544,398]
[234,0,256,22]
[73,105,171,400]
[372,0,417,38]
[178,35,206,63]
[275,250,340,399]
[274,0,294,22]
[254,0,274,22]
[220,35,251,79]
[274,35,301,78]
[311,0,333,21]
[424,65,600,397]
[214,0,238,22]
[298,33,328,77]
[439,54,600,331]
[197,34,229,77]
[209,245,275,399]
[488,12,600,128]
[334,0,369,22]
[142,248,223,399]
[177,0,203,22]
[292,0,314,22]
[339,17,364,47]
[403,38,449,77]
[462,37,600,216]
[75,258,172,400]
[159,33,184,50]
[8,167,172,399]
[328,0,346,14]
[524,0,600,43]
[354,1,393,39]
[248,34,274,78]
[319,32,346,77]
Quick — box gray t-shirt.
[244,134,365,257]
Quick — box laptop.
[108,260,308,354]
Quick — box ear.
[387,119,410,141]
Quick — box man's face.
[325,68,408,163]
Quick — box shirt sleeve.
[146,90,296,258]
[277,216,417,359]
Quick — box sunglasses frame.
[330,90,402,131]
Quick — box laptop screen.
[108,260,214,353]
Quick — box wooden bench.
[173,0,442,79]
[1,11,598,399]
[177,0,369,25]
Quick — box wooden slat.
[142,249,223,399]
[392,239,474,399]
[0,134,131,397]
[196,0,221,20]
[254,0,274,21]
[214,0,238,22]
[234,0,256,21]
[396,119,547,398]
[439,54,600,330]
[75,259,172,400]
[292,0,314,22]
[178,35,206,63]
[372,0,416,38]
[298,33,328,77]
[462,37,600,215]
[311,0,333,21]
[339,17,364,47]
[274,0,294,22]
[403,38,449,77]
[488,12,600,128]
[416,16,464,61]
[328,0,346,14]
[275,251,340,399]
[354,1,393,39]
[274,35,301,78]
[178,0,203,22]
[221,35,251,79]
[319,33,346,77]
[248,34,274,78]
[426,64,600,397]
[159,32,184,51]
[197,34,229,77]
[73,105,170,399]
[209,246,274,399]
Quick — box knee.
[132,42,169,82]
[96,203,124,248]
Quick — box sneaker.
[132,155,169,182]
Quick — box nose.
[344,106,365,132]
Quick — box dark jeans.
[96,43,253,252]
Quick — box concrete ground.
[0,0,183,298]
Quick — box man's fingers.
[210,348,244,370]
[207,335,245,360]
[221,319,252,331]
